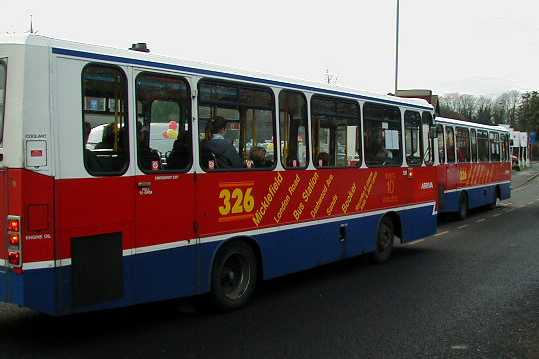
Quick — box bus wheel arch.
[209,236,262,311]
[371,212,400,264]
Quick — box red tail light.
[8,219,19,232]
[7,216,22,268]
[8,252,20,266]
[8,233,20,246]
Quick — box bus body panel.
[0,35,442,315]
[437,158,512,213]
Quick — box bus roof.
[435,116,510,133]
[0,33,433,112]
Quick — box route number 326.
[219,187,255,216]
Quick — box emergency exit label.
[26,140,47,168]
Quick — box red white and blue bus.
[434,117,511,219]
[0,34,439,315]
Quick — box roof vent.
[129,43,150,53]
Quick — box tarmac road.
[0,169,538,359]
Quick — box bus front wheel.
[371,216,394,264]
[210,241,257,311]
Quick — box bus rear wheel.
[371,216,394,264]
[210,241,257,311]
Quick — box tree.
[517,91,539,132]
[476,96,493,124]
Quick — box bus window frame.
[279,89,310,170]
[489,131,501,162]
[81,62,130,177]
[310,94,362,170]
[470,128,478,163]
[197,78,277,172]
[404,110,423,167]
[455,126,471,163]
[135,71,193,174]
[445,126,456,164]
[477,129,490,163]
[363,102,403,168]
[436,124,445,164]
[422,112,434,165]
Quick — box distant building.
[395,89,440,115]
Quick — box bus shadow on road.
[0,246,438,355]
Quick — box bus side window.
[404,111,422,167]
[135,73,192,172]
[490,132,501,162]
[445,127,455,163]
[477,130,489,162]
[456,127,471,163]
[197,81,275,170]
[470,129,478,162]
[422,112,433,164]
[279,91,309,169]
[363,103,402,167]
[437,125,445,164]
[311,96,361,168]
[82,64,129,175]
[501,134,509,162]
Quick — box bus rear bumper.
[0,266,57,315]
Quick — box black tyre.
[371,216,394,264]
[457,193,468,220]
[210,241,257,311]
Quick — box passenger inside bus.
[166,137,191,170]
[317,152,330,167]
[137,121,161,170]
[250,146,273,168]
[83,121,103,172]
[201,116,242,169]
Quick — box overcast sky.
[3,0,538,97]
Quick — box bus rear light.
[8,219,19,232]
[8,233,20,246]
[8,252,20,266]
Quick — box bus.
[0,34,438,315]
[433,117,511,219]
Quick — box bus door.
[132,70,197,301]
[434,125,447,207]
[444,126,458,192]
[402,110,428,202]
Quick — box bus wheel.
[458,193,468,220]
[371,216,394,264]
[210,241,257,311]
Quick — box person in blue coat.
[201,116,242,169]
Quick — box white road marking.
[407,238,426,245]
[475,218,486,223]
[528,202,534,206]
[451,345,468,351]
[457,224,469,230]
[435,230,449,237]
[492,213,502,218]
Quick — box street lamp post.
[394,0,400,95]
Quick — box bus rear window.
[0,59,6,146]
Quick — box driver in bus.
[83,121,103,172]
[201,116,242,169]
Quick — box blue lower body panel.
[0,203,437,315]
[440,182,511,213]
